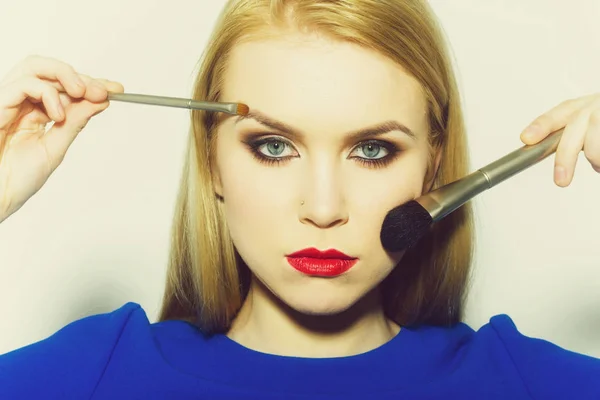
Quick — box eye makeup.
[350,139,400,169]
[240,132,402,168]
[242,135,298,166]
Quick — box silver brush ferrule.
[418,128,564,222]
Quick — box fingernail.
[554,165,567,185]
[522,124,541,140]
[521,132,534,142]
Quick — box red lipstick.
[285,247,358,277]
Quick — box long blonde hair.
[158,0,474,333]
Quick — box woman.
[1,0,599,398]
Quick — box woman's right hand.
[0,55,124,223]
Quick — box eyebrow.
[234,110,417,142]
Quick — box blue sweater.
[0,302,598,399]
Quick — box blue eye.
[243,135,400,169]
[349,140,399,168]
[261,140,288,157]
[245,137,298,166]
[355,142,387,159]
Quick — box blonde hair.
[158,0,474,332]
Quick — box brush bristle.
[380,200,433,252]
[236,103,250,116]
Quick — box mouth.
[285,247,358,277]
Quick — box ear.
[423,146,442,193]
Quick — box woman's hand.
[520,93,600,187]
[0,55,124,223]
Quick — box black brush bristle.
[380,200,433,252]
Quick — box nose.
[298,161,349,229]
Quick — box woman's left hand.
[520,93,600,187]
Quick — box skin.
[520,95,600,183]
[0,55,124,222]
[212,32,435,357]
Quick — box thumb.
[43,100,109,170]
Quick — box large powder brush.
[380,128,564,252]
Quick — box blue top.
[0,302,598,399]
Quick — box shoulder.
[473,314,600,398]
[0,302,149,399]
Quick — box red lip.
[286,247,356,259]
[286,247,358,277]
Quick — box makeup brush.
[107,92,249,115]
[380,127,565,252]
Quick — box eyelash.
[242,134,401,169]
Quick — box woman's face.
[213,32,433,315]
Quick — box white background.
[0,1,598,357]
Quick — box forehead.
[221,33,429,135]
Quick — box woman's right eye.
[256,139,294,158]
[243,136,299,166]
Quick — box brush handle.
[107,92,240,114]
[420,128,564,221]
[479,128,563,186]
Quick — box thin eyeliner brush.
[107,92,250,115]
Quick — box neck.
[226,276,400,357]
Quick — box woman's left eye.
[351,141,390,160]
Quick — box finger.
[553,109,590,187]
[42,100,110,170]
[76,74,125,102]
[54,76,124,112]
[94,78,125,94]
[55,83,108,109]
[1,55,87,100]
[37,80,106,113]
[583,108,600,173]
[5,75,107,107]
[520,95,596,145]
[0,77,65,124]
[25,80,65,103]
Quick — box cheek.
[220,165,295,213]
[348,154,426,268]
[351,154,427,224]
[216,150,297,248]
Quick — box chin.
[279,285,363,316]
